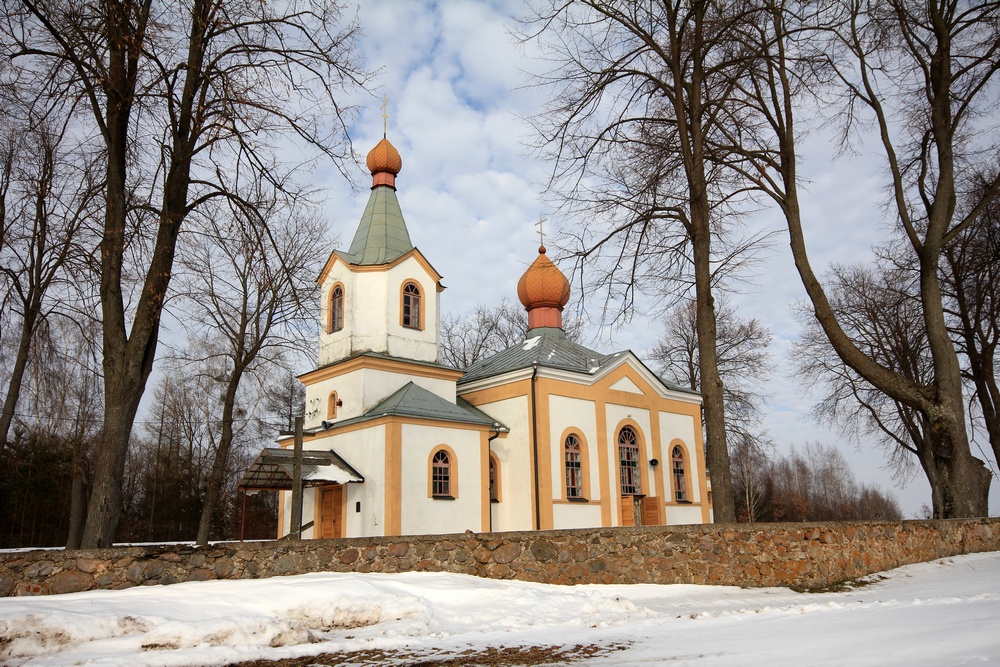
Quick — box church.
[239,135,712,538]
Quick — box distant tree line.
[731,439,902,524]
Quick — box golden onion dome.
[517,246,571,311]
[366,137,402,176]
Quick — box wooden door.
[641,496,663,526]
[621,495,636,526]
[320,485,343,538]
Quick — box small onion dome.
[517,245,570,330]
[366,137,402,188]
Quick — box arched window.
[329,284,344,333]
[327,392,338,420]
[432,449,451,497]
[402,282,421,329]
[565,434,583,498]
[672,445,687,501]
[489,455,498,502]
[618,426,642,495]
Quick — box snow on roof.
[237,448,363,490]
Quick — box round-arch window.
[672,445,687,501]
[402,282,421,329]
[330,285,344,333]
[618,426,641,495]
[565,434,583,498]
[432,449,450,497]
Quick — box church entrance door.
[320,484,344,538]
[620,495,644,526]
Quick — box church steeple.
[317,132,443,368]
[343,136,413,266]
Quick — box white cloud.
[303,0,999,518]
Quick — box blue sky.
[308,0,999,517]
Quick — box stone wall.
[2,518,997,597]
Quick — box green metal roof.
[457,328,698,396]
[320,381,505,431]
[342,186,413,265]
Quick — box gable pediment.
[609,375,644,394]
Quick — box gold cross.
[535,213,546,247]
[381,95,389,137]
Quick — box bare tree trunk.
[0,305,39,446]
[66,441,88,549]
[196,371,243,546]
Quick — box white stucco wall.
[278,487,318,539]
[398,423,484,535]
[471,396,532,533]
[546,395,599,502]
[304,368,457,430]
[552,502,603,528]
[665,504,705,525]
[317,255,440,366]
[300,425,387,538]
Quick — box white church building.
[239,136,712,538]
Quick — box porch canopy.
[237,448,364,491]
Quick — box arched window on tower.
[565,434,583,498]
[402,282,422,329]
[618,426,642,495]
[329,285,344,333]
[327,391,339,420]
[672,445,687,501]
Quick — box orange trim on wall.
[317,247,443,287]
[649,409,665,504]
[535,386,554,530]
[384,422,402,536]
[595,401,612,526]
[458,379,530,405]
[299,355,462,386]
[480,432,491,531]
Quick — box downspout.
[530,363,541,530]
[487,423,501,533]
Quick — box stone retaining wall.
[2,518,997,597]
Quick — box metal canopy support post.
[289,416,304,539]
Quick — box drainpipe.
[530,363,541,531]
[488,422,502,533]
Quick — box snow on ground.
[1,551,999,666]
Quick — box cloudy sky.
[307,0,999,517]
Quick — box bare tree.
[652,298,773,445]
[441,297,583,369]
[173,194,328,546]
[759,442,902,522]
[735,0,998,516]
[793,261,934,478]
[522,0,774,522]
[942,179,1000,472]
[0,114,97,450]
[730,432,770,523]
[2,0,371,546]
[262,370,305,434]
